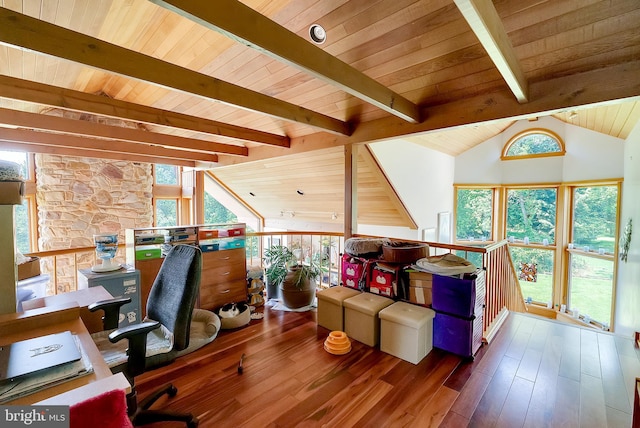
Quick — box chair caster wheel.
[168,385,178,397]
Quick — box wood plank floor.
[135,306,640,427]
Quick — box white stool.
[379,301,435,364]
[316,286,361,332]
[343,292,394,346]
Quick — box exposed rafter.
[0,75,289,148]
[0,108,248,156]
[0,7,350,136]
[454,0,529,103]
[0,128,218,163]
[0,140,199,167]
[151,0,422,124]
[217,61,640,164]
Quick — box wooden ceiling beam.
[217,60,640,165]
[454,0,529,103]
[0,7,350,136]
[151,0,421,124]
[0,75,289,148]
[0,140,196,167]
[0,128,218,163]
[0,108,248,156]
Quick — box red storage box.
[369,263,398,298]
[219,227,245,237]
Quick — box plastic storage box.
[431,271,484,318]
[433,311,484,358]
[316,286,361,332]
[379,301,435,364]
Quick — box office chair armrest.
[108,320,161,378]
[88,297,132,330]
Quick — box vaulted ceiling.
[0,0,639,226]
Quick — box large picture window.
[568,184,619,326]
[1,150,34,253]
[455,188,493,242]
[506,187,557,305]
[506,187,557,245]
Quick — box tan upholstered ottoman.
[343,292,394,346]
[379,301,435,364]
[316,286,361,332]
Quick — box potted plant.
[263,245,322,308]
[263,245,296,300]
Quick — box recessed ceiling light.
[309,24,326,44]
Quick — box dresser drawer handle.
[222,271,230,276]
[220,289,230,294]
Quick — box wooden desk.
[0,302,129,405]
[22,286,113,333]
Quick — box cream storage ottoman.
[317,286,362,332]
[343,292,394,346]
[379,301,435,364]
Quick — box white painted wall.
[456,116,625,184]
[360,139,455,241]
[615,120,640,337]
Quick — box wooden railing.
[245,231,345,289]
[25,234,525,343]
[482,240,527,342]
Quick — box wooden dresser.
[199,248,247,310]
[126,223,247,314]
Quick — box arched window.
[501,129,565,160]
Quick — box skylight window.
[502,129,565,160]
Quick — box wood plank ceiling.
[0,0,639,227]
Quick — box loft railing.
[24,234,525,343]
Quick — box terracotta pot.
[279,266,316,309]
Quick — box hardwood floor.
[135,306,640,427]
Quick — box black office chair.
[90,244,220,428]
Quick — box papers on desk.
[0,335,94,403]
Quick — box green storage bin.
[135,248,162,260]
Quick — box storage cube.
[343,293,394,346]
[432,271,484,318]
[379,301,435,364]
[433,311,484,358]
[316,286,362,332]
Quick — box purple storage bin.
[432,271,483,318]
[433,311,483,358]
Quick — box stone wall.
[36,154,153,293]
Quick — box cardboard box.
[0,181,24,205]
[18,257,41,281]
[409,284,432,306]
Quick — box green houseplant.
[263,245,322,308]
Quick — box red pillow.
[70,389,132,428]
